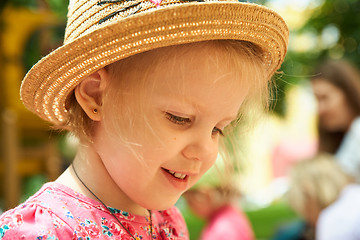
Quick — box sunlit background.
[0,0,359,239]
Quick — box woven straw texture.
[20,0,289,124]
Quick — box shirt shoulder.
[1,183,190,240]
[0,181,99,239]
[0,198,74,239]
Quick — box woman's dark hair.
[311,60,360,153]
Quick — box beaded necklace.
[71,164,153,239]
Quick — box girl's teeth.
[174,172,186,179]
[167,169,186,179]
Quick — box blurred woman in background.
[311,60,360,182]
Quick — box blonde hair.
[63,40,270,164]
[287,153,353,217]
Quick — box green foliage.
[0,0,10,12]
[270,51,315,116]
[302,0,360,65]
[4,0,40,9]
[22,24,65,72]
[21,174,47,203]
[182,199,299,240]
[46,0,68,19]
[2,0,68,18]
[271,0,360,116]
[181,204,206,240]
[246,202,299,239]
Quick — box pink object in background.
[272,138,317,178]
[201,205,254,240]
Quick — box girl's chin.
[140,196,182,212]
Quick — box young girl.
[0,0,288,239]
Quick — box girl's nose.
[181,132,218,162]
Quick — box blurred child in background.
[287,153,360,240]
[183,159,254,240]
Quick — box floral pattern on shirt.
[0,182,188,240]
[0,213,23,238]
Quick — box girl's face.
[94,44,252,212]
[312,78,356,131]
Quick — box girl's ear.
[74,68,109,121]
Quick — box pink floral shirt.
[0,182,188,239]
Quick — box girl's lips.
[161,168,190,191]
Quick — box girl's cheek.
[202,156,217,173]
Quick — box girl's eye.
[166,112,224,136]
[212,127,224,136]
[166,112,191,125]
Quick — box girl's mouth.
[162,168,187,180]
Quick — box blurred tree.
[0,0,10,13]
[46,0,68,19]
[271,0,360,116]
[0,0,68,18]
[3,0,45,10]
[303,0,360,65]
[0,0,67,73]
[0,0,68,209]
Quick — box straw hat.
[20,0,289,124]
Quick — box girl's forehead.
[127,42,253,83]
[152,49,246,89]
[128,41,245,67]
[146,47,248,112]
[108,41,260,106]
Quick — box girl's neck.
[56,144,150,216]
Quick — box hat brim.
[20,2,288,124]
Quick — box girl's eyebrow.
[159,97,238,123]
